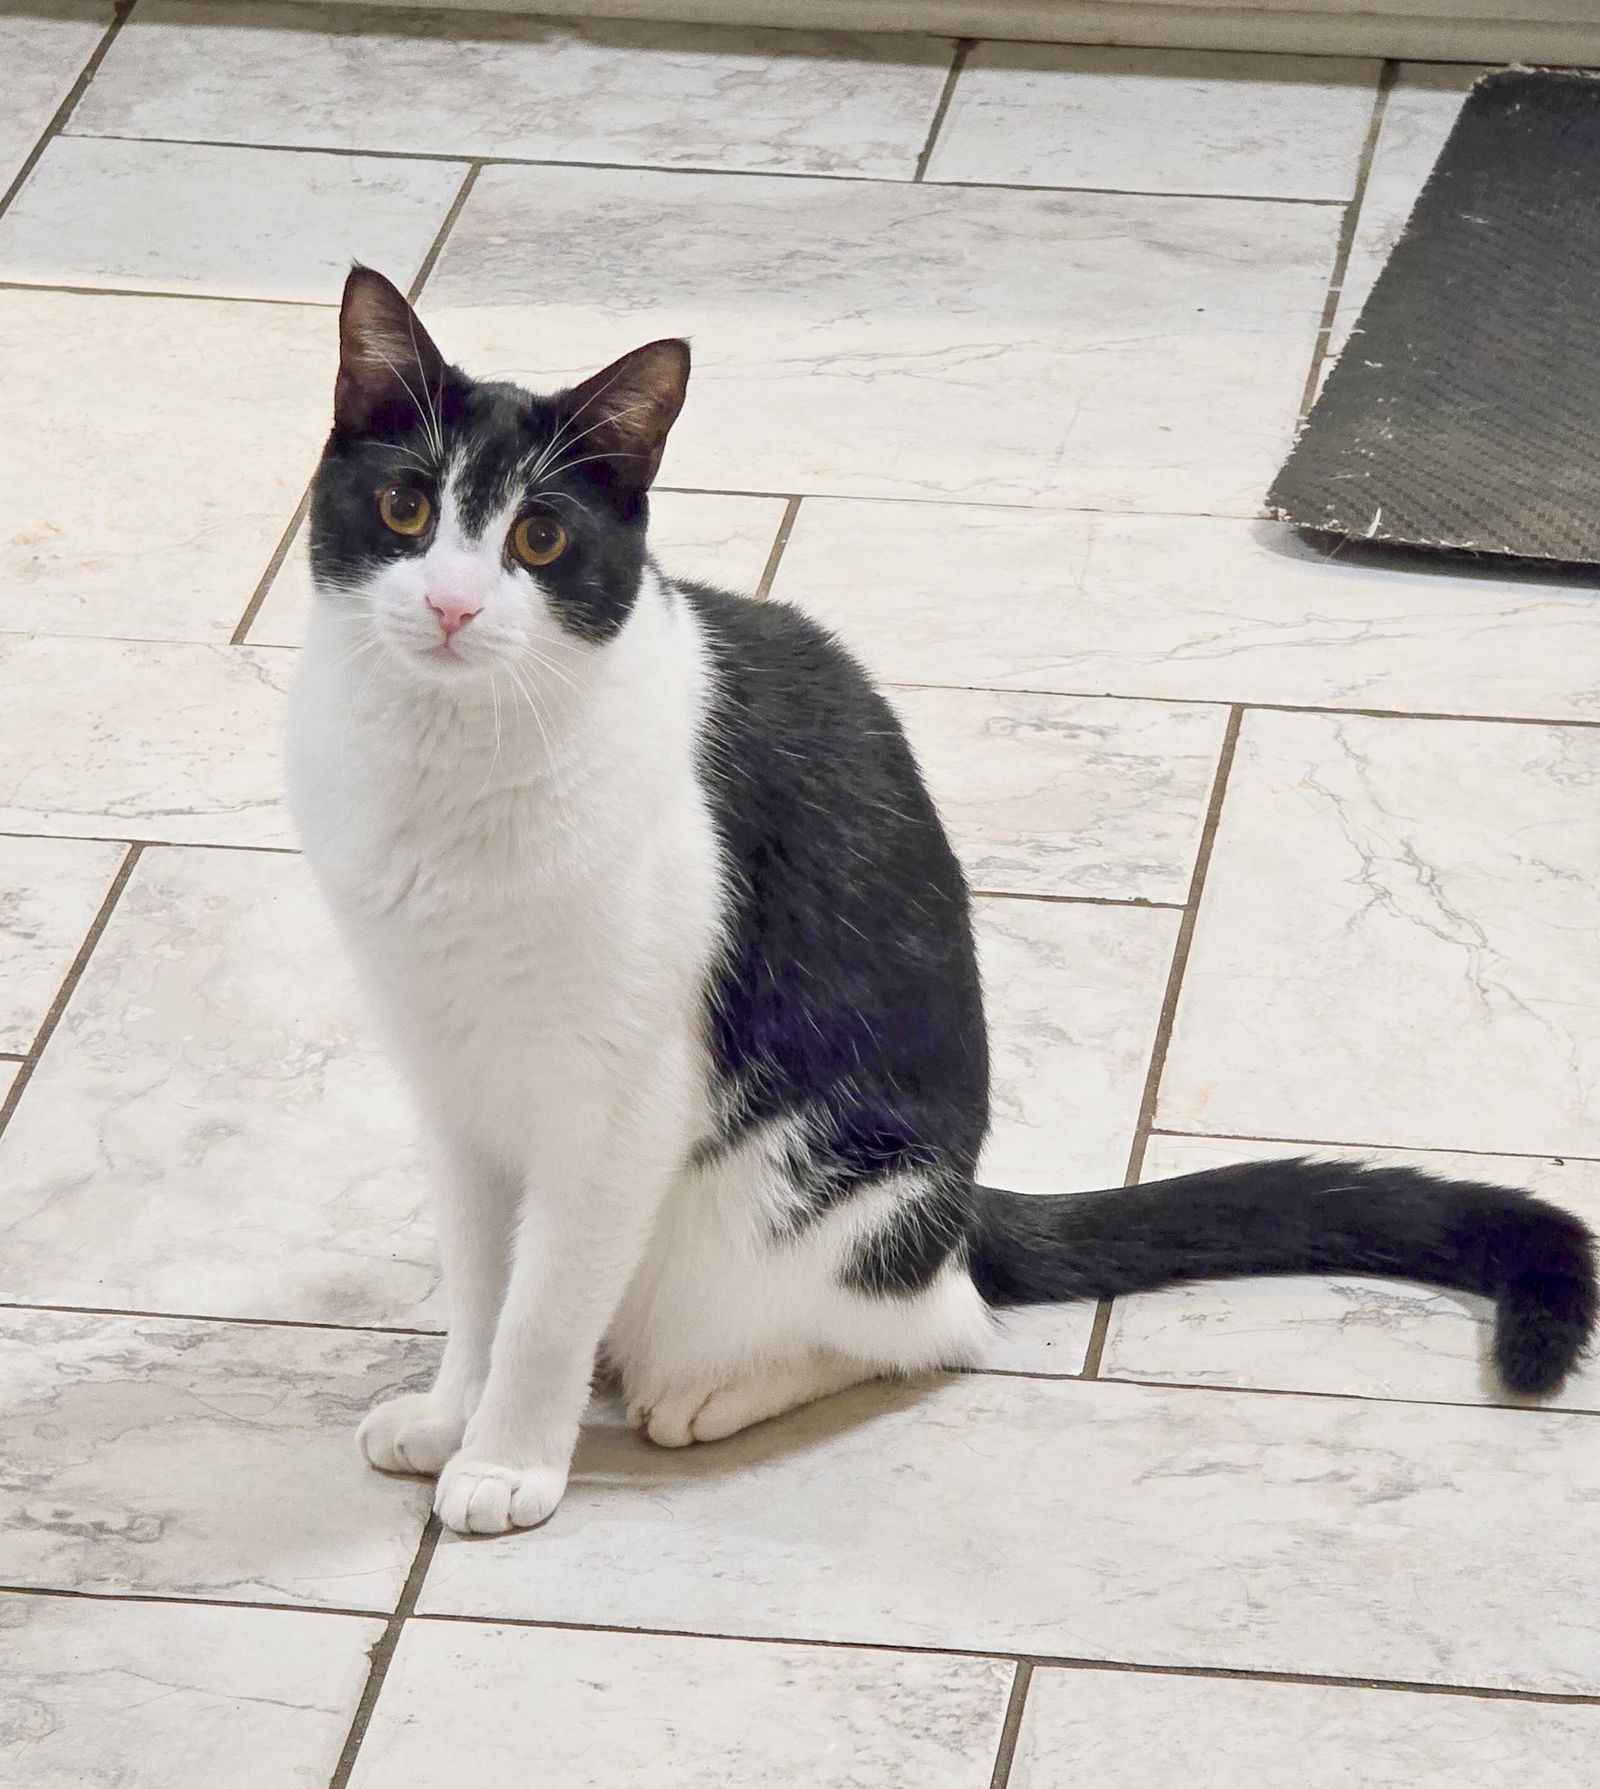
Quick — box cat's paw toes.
[434,1459,567,1535]
[357,1393,466,1478]
[686,1381,785,1444]
[630,1387,712,1448]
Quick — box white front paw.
[358,1392,467,1477]
[434,1458,568,1535]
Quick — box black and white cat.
[289,268,1597,1537]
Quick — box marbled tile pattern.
[773,500,1600,721]
[0,1593,381,1789]
[975,897,1177,1192]
[928,44,1379,200]
[426,164,1339,516]
[1009,1666,1600,1788]
[893,686,1224,902]
[0,834,125,1052]
[1159,711,1600,1157]
[1105,1134,1600,1410]
[350,1622,1015,1788]
[0,136,467,302]
[0,847,433,1327]
[73,0,955,180]
[0,1309,435,1607]
[0,288,329,642]
[0,637,292,846]
[0,1,109,189]
[5,19,1599,1785]
[420,1374,1600,1693]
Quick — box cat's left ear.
[556,339,690,506]
[334,265,450,435]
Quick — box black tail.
[967,1158,1597,1397]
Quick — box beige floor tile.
[351,1622,1013,1789]
[424,164,1337,516]
[72,0,953,180]
[0,834,125,1052]
[1105,1134,1600,1410]
[928,44,1378,200]
[0,1,109,189]
[0,136,465,302]
[248,490,788,646]
[0,289,329,641]
[1010,1665,1600,1788]
[0,1308,434,1607]
[0,1593,380,1789]
[0,847,433,1327]
[1160,711,1600,1157]
[976,897,1177,1193]
[895,686,1224,901]
[418,1373,1600,1693]
[0,637,292,846]
[977,1300,1097,1376]
[1328,65,1487,364]
[771,500,1600,722]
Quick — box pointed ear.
[556,339,690,504]
[334,265,449,434]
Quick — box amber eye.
[377,485,432,537]
[509,514,569,569]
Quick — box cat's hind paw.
[357,1392,466,1478]
[434,1458,568,1535]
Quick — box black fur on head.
[310,265,690,644]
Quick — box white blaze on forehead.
[437,455,522,557]
[412,469,520,605]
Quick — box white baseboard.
[340,0,1600,64]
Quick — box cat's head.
[309,265,689,683]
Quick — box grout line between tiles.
[380,1611,1600,1708]
[9,1578,1600,1707]
[1077,1297,1114,1378]
[975,890,1184,910]
[407,160,482,300]
[884,683,1600,733]
[0,0,136,224]
[1295,59,1398,417]
[977,1360,1600,1417]
[57,128,1350,206]
[0,278,332,307]
[5,1283,1589,1418]
[0,845,141,1142]
[1082,708,1241,1378]
[230,160,484,647]
[753,496,802,600]
[231,486,315,646]
[1147,1126,1600,1169]
[326,1517,443,1789]
[987,1660,1033,1789]
[912,38,974,182]
[0,1297,441,1338]
[1123,706,1243,1189]
[0,830,300,856]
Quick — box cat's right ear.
[334,265,449,435]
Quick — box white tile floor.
[2,9,1599,1785]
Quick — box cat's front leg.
[359,1131,516,1477]
[433,1098,682,1535]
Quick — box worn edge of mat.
[1266,65,1600,564]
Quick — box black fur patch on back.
[682,582,990,1293]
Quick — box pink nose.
[427,596,482,640]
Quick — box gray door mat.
[1268,68,1600,565]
